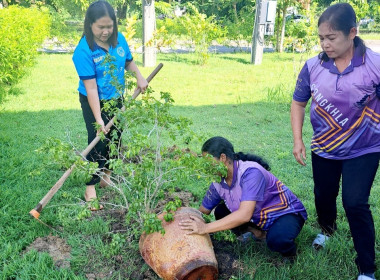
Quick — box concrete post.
[251,0,264,65]
[142,0,156,67]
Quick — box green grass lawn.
[360,32,380,40]
[1,51,380,280]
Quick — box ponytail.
[233,152,270,171]
[202,136,271,171]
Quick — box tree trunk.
[233,2,238,23]
[275,5,281,52]
[279,5,287,53]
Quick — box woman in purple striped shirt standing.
[291,3,380,280]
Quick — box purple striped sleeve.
[201,183,222,211]
[293,63,311,102]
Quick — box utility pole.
[251,0,264,65]
[142,0,156,67]
[251,0,277,65]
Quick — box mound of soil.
[154,188,195,214]
[24,235,71,269]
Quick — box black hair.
[201,136,270,171]
[83,0,118,51]
[318,2,365,62]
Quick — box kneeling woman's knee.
[266,233,295,253]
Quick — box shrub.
[39,60,226,237]
[224,5,256,41]
[283,5,318,53]
[157,17,187,37]
[155,1,173,18]
[0,6,50,101]
[48,7,83,43]
[179,3,226,65]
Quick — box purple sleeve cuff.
[201,183,222,210]
[293,63,311,102]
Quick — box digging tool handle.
[81,63,163,157]
[30,63,163,219]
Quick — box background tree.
[276,0,298,52]
[341,0,369,22]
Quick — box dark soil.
[210,238,246,280]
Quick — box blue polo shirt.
[293,47,380,159]
[72,32,133,100]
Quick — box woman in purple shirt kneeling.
[179,136,307,259]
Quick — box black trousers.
[214,203,305,257]
[312,152,380,274]
[79,93,122,185]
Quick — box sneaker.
[312,233,329,250]
[237,232,261,243]
[357,274,376,280]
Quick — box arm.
[83,79,108,135]
[199,205,212,215]
[180,201,256,235]
[291,100,308,166]
[126,60,148,93]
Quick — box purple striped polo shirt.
[202,160,307,231]
[293,47,380,159]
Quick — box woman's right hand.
[179,215,207,235]
[291,100,308,166]
[83,79,109,136]
[293,139,306,166]
[96,119,109,136]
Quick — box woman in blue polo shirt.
[179,136,307,259]
[291,3,380,280]
[72,0,148,209]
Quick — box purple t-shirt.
[202,160,307,231]
[293,47,380,159]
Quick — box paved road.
[364,39,380,52]
[132,39,380,54]
[38,39,380,54]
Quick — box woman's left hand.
[179,215,207,235]
[137,77,148,93]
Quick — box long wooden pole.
[30,63,164,219]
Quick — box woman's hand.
[126,61,148,93]
[96,119,109,136]
[137,76,148,93]
[83,79,108,136]
[291,100,308,166]
[293,139,306,166]
[179,215,207,235]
